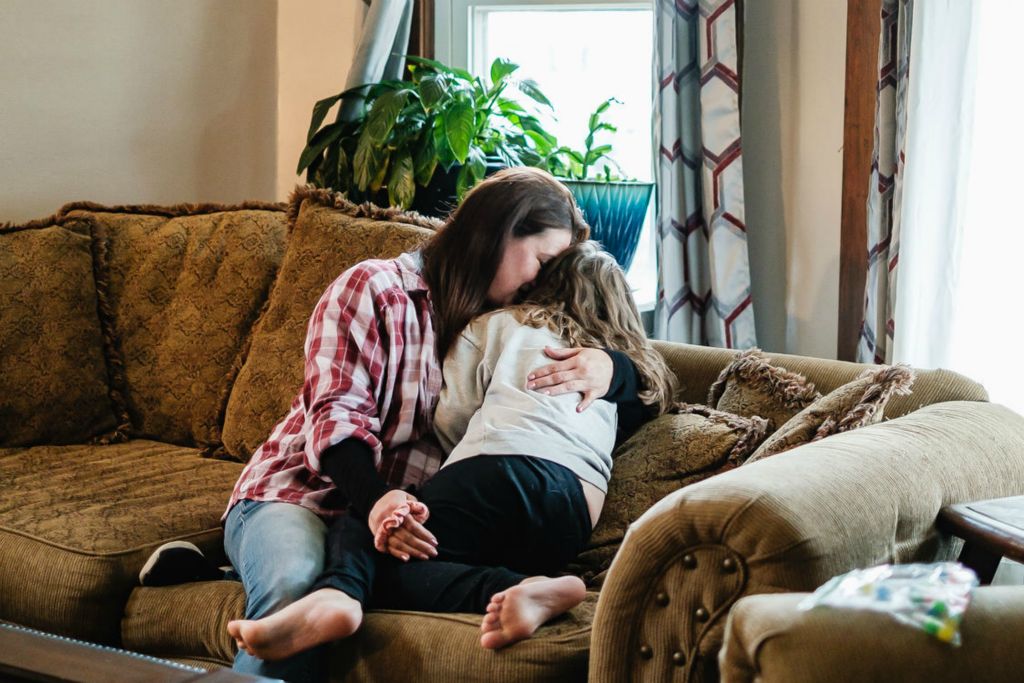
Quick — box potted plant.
[297,56,559,217]
[537,98,654,271]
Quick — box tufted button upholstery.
[628,545,747,682]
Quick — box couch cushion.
[569,405,769,588]
[0,218,121,446]
[221,187,440,461]
[61,202,288,449]
[123,580,594,681]
[748,364,916,463]
[0,440,242,644]
[655,341,988,421]
[707,348,822,431]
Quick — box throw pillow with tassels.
[746,364,916,463]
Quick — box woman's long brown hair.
[513,241,678,414]
[422,167,589,361]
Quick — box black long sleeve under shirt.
[320,349,650,518]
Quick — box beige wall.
[743,0,847,359]
[277,0,364,200]
[0,1,365,224]
[0,0,279,224]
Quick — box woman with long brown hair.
[225,240,676,660]
[136,167,650,682]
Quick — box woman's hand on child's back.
[526,347,614,412]
[368,490,439,562]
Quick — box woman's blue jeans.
[224,499,328,683]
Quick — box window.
[890,0,1024,414]
[946,0,1024,414]
[435,0,656,309]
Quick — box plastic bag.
[797,562,978,645]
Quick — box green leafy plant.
[541,97,629,181]
[297,56,560,208]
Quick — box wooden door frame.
[408,0,435,60]
[837,0,882,360]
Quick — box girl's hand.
[385,514,438,562]
[526,347,613,412]
[368,490,438,561]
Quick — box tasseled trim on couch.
[673,402,772,462]
[84,217,133,445]
[56,199,287,220]
[812,364,916,441]
[287,184,444,234]
[707,347,821,409]
[0,212,68,234]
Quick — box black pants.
[310,455,593,614]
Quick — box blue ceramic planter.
[560,180,654,270]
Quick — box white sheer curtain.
[890,1,978,367]
[944,0,1024,414]
[893,0,1024,413]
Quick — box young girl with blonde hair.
[227,240,676,659]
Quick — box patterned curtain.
[652,0,755,348]
[857,0,912,364]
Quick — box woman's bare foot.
[227,588,363,661]
[479,575,586,649]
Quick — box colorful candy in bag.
[797,562,978,646]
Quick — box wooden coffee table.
[0,621,278,682]
[938,495,1024,584]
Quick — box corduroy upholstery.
[123,581,597,681]
[0,440,242,644]
[2,190,1021,683]
[719,588,1024,682]
[589,400,1024,682]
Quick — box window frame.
[434,0,652,70]
[838,0,884,360]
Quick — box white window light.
[435,0,657,311]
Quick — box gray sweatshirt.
[433,310,617,492]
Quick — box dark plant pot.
[411,157,507,219]
[560,180,654,270]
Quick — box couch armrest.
[589,401,1024,683]
[720,587,1024,682]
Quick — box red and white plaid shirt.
[224,251,444,520]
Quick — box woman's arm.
[299,263,389,476]
[302,265,438,559]
[528,347,650,442]
[321,440,437,561]
[320,439,390,521]
[603,349,652,442]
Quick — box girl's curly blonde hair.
[511,240,678,414]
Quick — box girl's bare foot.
[479,575,586,649]
[226,588,363,661]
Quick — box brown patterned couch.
[2,186,1023,682]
